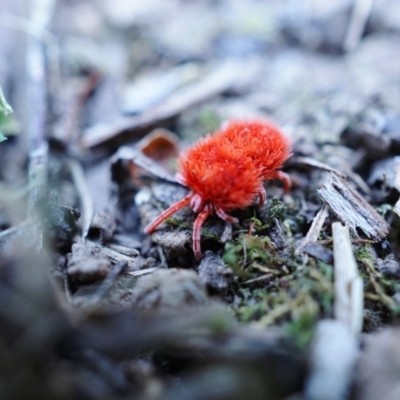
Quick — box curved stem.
[144,194,191,234]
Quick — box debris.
[84,240,140,270]
[89,211,116,243]
[67,243,111,282]
[341,108,400,160]
[130,268,208,310]
[303,242,333,264]
[318,173,390,241]
[136,128,179,164]
[355,328,400,400]
[198,251,233,292]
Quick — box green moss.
[284,313,316,349]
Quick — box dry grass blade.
[69,159,94,242]
[318,173,390,241]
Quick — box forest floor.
[1,1,400,399]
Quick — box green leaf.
[0,86,13,116]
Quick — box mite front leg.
[144,194,192,234]
[192,205,212,260]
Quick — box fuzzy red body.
[144,119,292,259]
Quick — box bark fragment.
[317,173,390,241]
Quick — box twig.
[305,320,359,400]
[296,204,329,254]
[26,0,56,250]
[332,222,363,334]
[343,0,375,52]
[0,12,60,98]
[241,274,273,285]
[82,59,261,149]
[68,159,94,242]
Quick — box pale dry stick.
[128,267,159,277]
[26,0,56,250]
[305,223,363,400]
[0,12,60,98]
[305,319,359,400]
[343,0,375,52]
[68,159,94,242]
[332,222,363,335]
[241,273,273,286]
[296,204,329,254]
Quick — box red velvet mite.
[144,119,292,260]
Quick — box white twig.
[332,222,363,334]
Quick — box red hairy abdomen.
[215,119,292,179]
[177,119,292,210]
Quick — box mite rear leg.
[272,171,291,194]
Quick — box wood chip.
[318,173,390,241]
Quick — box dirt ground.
[1,1,400,399]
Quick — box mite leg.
[144,194,191,234]
[272,171,291,194]
[257,184,266,206]
[192,205,212,260]
[215,207,239,224]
